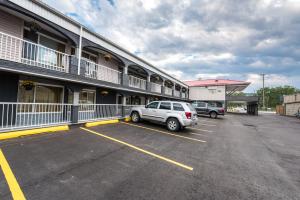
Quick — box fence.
[78,104,122,122]
[129,75,147,90]
[0,103,147,132]
[82,58,121,84]
[0,103,72,132]
[0,31,69,72]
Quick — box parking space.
[0,114,299,200]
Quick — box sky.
[43,0,300,93]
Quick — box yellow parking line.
[121,122,206,143]
[80,127,193,171]
[187,127,213,133]
[0,149,26,200]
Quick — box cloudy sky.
[44,0,300,92]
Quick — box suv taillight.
[185,112,192,119]
[219,109,224,113]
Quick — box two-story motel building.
[0,0,189,132]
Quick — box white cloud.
[42,0,300,90]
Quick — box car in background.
[130,101,198,131]
[192,101,225,119]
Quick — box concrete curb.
[0,125,69,140]
[85,119,120,127]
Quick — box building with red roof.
[185,79,250,101]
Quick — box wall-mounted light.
[100,90,109,96]
[21,80,35,91]
[104,54,112,61]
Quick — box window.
[18,82,63,104]
[159,102,171,110]
[186,103,196,111]
[146,102,159,109]
[79,90,96,104]
[17,82,63,112]
[208,89,217,94]
[35,85,63,103]
[197,102,206,107]
[208,102,223,108]
[173,103,184,111]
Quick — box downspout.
[77,26,83,75]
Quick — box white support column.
[147,74,151,82]
[77,26,83,75]
[124,65,128,74]
[73,91,80,105]
[122,95,127,105]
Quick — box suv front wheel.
[131,111,140,123]
[166,118,180,132]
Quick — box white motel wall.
[189,86,226,101]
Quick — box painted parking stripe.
[80,127,193,171]
[187,127,213,133]
[189,132,208,137]
[121,122,206,143]
[197,123,216,127]
[0,149,26,200]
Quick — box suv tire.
[210,111,217,119]
[166,118,180,132]
[131,112,140,123]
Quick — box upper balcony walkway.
[0,31,188,99]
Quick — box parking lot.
[0,114,299,200]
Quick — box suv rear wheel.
[210,111,217,119]
[131,112,140,123]
[166,118,180,132]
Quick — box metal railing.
[82,58,121,84]
[150,82,162,93]
[129,75,147,90]
[0,103,72,132]
[181,92,187,98]
[78,104,122,122]
[174,90,180,97]
[123,105,145,117]
[165,87,173,96]
[0,31,69,72]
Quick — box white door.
[142,101,159,120]
[156,102,172,122]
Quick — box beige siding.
[285,103,300,116]
[0,10,23,62]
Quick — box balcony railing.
[129,75,147,90]
[0,102,71,132]
[0,31,69,72]
[181,92,187,98]
[150,82,162,93]
[174,90,180,97]
[82,58,121,84]
[165,87,173,96]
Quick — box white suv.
[130,101,198,131]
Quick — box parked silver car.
[130,101,198,131]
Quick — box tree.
[256,85,299,109]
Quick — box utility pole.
[261,73,265,110]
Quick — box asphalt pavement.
[0,113,299,200]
